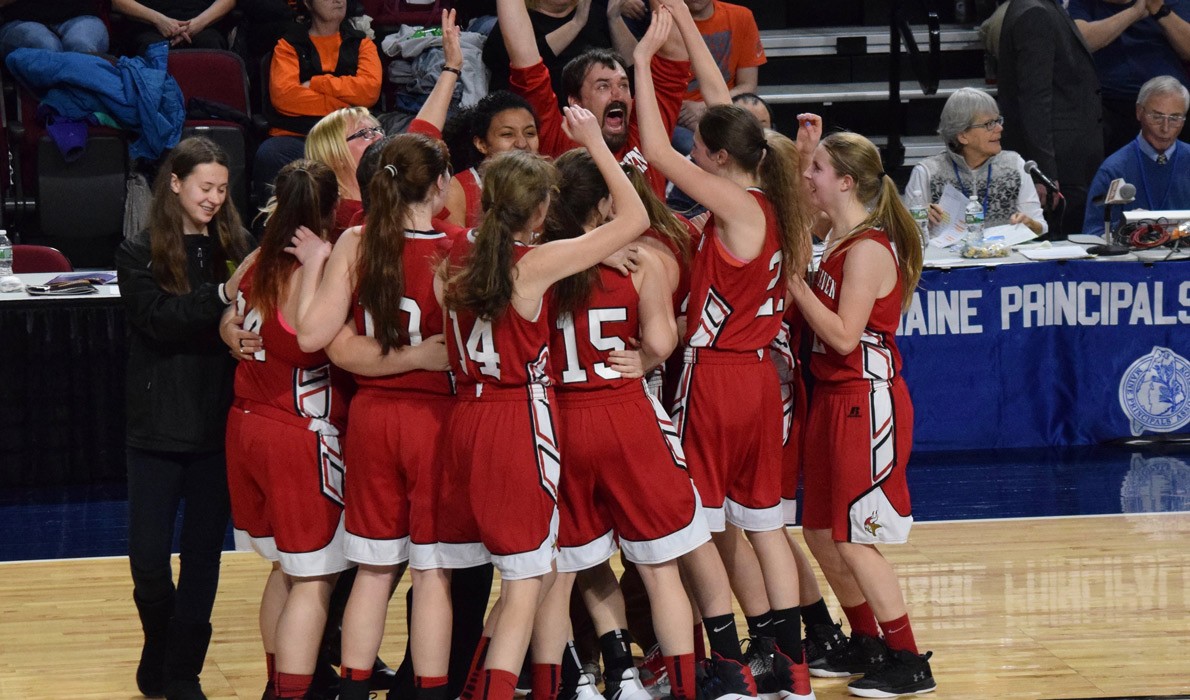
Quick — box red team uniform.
[454,168,484,229]
[226,269,352,577]
[770,305,808,526]
[801,229,915,544]
[671,189,786,532]
[549,268,710,572]
[438,235,561,579]
[342,230,456,569]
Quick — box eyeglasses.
[968,116,1004,132]
[346,125,384,142]
[1142,110,1186,127]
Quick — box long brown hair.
[443,150,557,320]
[624,164,689,261]
[253,159,339,322]
[819,131,923,309]
[148,137,250,294]
[359,133,450,353]
[698,105,811,277]
[541,148,608,314]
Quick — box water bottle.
[0,230,12,277]
[964,195,984,248]
[908,190,930,251]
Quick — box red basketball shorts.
[437,383,559,580]
[801,379,915,544]
[342,389,452,569]
[555,382,710,572]
[670,348,784,532]
[226,401,349,577]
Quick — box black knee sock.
[770,607,803,662]
[599,629,635,680]
[801,598,833,629]
[559,641,583,698]
[744,611,775,639]
[702,614,744,663]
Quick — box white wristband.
[217,282,231,305]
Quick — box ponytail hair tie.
[384,164,398,178]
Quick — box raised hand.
[441,8,463,70]
[795,113,823,156]
[285,226,332,266]
[561,105,603,148]
[632,5,673,65]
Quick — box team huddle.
[141,4,934,700]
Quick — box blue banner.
[897,259,1190,451]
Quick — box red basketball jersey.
[808,228,904,385]
[684,189,784,351]
[770,302,804,385]
[351,229,455,395]
[643,214,699,315]
[234,268,350,428]
[457,167,483,229]
[445,235,552,390]
[548,267,640,393]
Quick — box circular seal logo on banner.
[1119,346,1190,436]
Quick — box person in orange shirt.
[253,0,382,208]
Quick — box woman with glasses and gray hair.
[905,87,1048,238]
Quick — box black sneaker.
[742,637,776,698]
[811,633,886,679]
[846,649,935,698]
[803,623,848,671]
[696,654,759,700]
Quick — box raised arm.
[1147,0,1190,60]
[634,9,764,257]
[607,0,641,67]
[516,106,649,302]
[287,226,358,352]
[1071,2,1147,51]
[542,0,591,58]
[413,9,463,132]
[662,0,731,107]
[498,0,544,68]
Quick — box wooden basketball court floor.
[1,512,1187,699]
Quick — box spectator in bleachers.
[482,0,645,108]
[907,87,1047,237]
[251,0,382,209]
[671,0,766,154]
[998,0,1104,238]
[496,0,721,200]
[304,106,384,241]
[442,91,541,229]
[113,0,235,54]
[0,0,109,59]
[1067,0,1190,156]
[732,91,771,129]
[1082,75,1190,234]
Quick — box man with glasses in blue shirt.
[1083,75,1190,235]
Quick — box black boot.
[134,592,174,697]
[163,619,212,700]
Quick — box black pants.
[127,447,230,625]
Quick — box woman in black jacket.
[115,136,255,700]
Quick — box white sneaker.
[606,667,653,700]
[574,672,603,700]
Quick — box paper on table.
[984,223,1036,247]
[1019,245,1094,261]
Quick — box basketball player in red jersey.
[635,6,815,699]
[223,160,352,700]
[287,133,460,700]
[791,131,934,697]
[433,105,648,700]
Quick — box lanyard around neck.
[951,157,992,215]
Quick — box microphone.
[1024,160,1059,191]
[1092,178,1137,205]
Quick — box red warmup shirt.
[808,229,905,387]
[509,56,690,199]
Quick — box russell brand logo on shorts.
[1118,346,1190,436]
